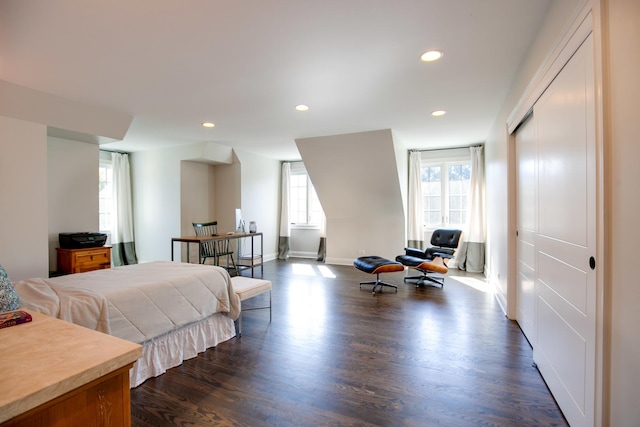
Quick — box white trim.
[288,251,318,259]
[325,257,357,266]
[291,224,320,230]
[419,147,470,163]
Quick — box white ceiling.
[0,0,551,161]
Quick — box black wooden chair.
[192,221,237,272]
[396,229,462,287]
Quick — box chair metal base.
[360,273,398,294]
[403,273,445,288]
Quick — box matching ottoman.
[353,256,405,294]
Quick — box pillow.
[0,264,20,312]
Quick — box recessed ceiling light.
[421,50,444,62]
[431,110,447,117]
[201,122,215,128]
[295,104,309,112]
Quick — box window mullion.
[306,176,311,225]
[442,162,449,226]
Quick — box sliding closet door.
[515,116,537,345]
[534,33,596,426]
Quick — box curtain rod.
[410,144,483,153]
[100,148,130,155]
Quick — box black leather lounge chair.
[396,229,462,287]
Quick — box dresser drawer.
[75,249,110,270]
[56,246,112,275]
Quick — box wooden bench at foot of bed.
[231,276,272,336]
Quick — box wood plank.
[131,259,567,426]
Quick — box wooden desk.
[0,312,142,426]
[171,232,263,277]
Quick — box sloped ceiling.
[296,129,407,261]
[296,129,403,219]
[0,0,551,160]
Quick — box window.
[421,149,471,229]
[289,162,322,227]
[99,157,113,233]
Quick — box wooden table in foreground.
[0,312,142,426]
[171,232,264,277]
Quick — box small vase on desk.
[249,221,257,233]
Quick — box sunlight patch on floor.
[449,275,491,293]
[291,263,336,278]
[317,265,336,278]
[291,263,316,276]
[286,281,328,340]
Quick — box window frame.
[98,153,114,235]
[289,162,322,230]
[420,148,471,232]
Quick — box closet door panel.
[533,34,596,427]
[537,295,587,406]
[515,116,537,344]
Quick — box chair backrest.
[193,221,218,236]
[430,229,462,249]
[193,221,218,256]
[425,229,462,259]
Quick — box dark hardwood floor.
[130,259,568,427]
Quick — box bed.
[13,261,241,387]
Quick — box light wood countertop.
[0,311,142,423]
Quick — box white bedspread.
[14,261,241,344]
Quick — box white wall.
[0,80,133,280]
[180,160,216,233]
[606,0,640,423]
[47,137,99,271]
[484,0,584,313]
[0,116,48,281]
[234,149,280,261]
[131,143,231,263]
[393,132,409,224]
[131,146,184,262]
[0,79,132,144]
[131,142,279,263]
[296,129,406,264]
[290,228,321,258]
[180,160,216,262]
[213,153,241,233]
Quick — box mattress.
[14,261,241,344]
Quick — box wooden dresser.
[56,245,112,274]
[0,312,142,426]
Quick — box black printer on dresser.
[56,232,110,274]
[58,232,107,249]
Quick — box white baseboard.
[325,257,355,266]
[288,251,317,259]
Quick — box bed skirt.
[130,313,236,388]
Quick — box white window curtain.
[111,152,138,266]
[456,145,485,273]
[278,162,291,260]
[408,151,424,249]
[317,209,326,262]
